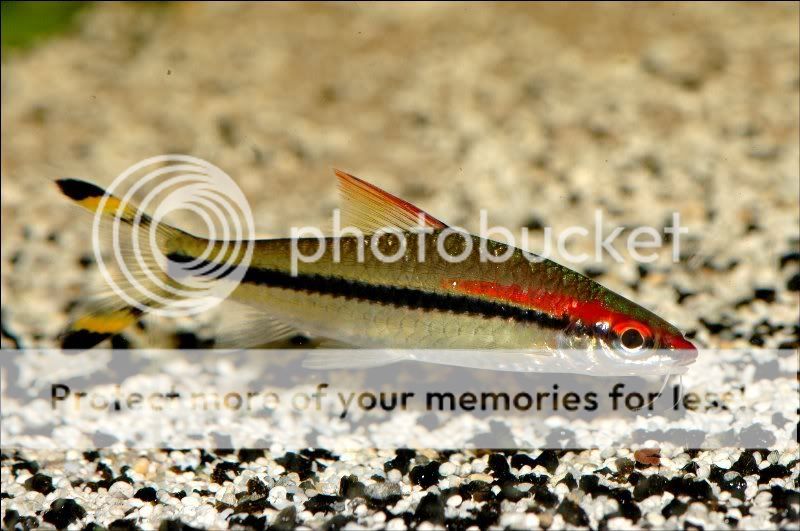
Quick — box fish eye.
[611,322,654,355]
[619,328,645,351]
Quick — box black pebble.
[627,471,643,486]
[321,514,353,531]
[339,475,366,499]
[234,496,273,514]
[108,519,140,531]
[12,459,40,475]
[556,499,589,527]
[276,452,313,480]
[158,520,204,531]
[78,254,94,269]
[731,451,760,475]
[753,287,777,303]
[531,485,558,507]
[304,494,341,514]
[633,475,668,501]
[524,215,546,231]
[759,464,791,484]
[83,523,107,531]
[24,472,55,494]
[487,453,512,481]
[83,451,100,462]
[299,449,337,461]
[615,458,635,478]
[409,461,441,489]
[612,489,642,522]
[779,251,800,268]
[211,461,242,484]
[384,449,415,474]
[269,505,297,531]
[413,492,444,525]
[533,450,560,474]
[662,498,688,518]
[460,478,491,499]
[247,477,269,497]
[174,331,213,349]
[43,499,87,529]
[681,461,699,474]
[770,485,800,520]
[787,273,800,292]
[579,475,612,497]
[498,483,527,502]
[228,515,266,531]
[666,477,715,501]
[510,453,537,470]
[238,448,265,463]
[134,487,158,502]
[3,510,18,529]
[559,473,578,491]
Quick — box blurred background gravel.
[1,2,798,530]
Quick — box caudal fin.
[56,179,194,349]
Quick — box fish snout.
[665,335,698,366]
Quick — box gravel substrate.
[2,447,799,530]
[2,2,799,529]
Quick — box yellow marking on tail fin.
[56,179,148,225]
[73,310,139,334]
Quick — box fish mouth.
[663,334,698,365]
[673,346,699,367]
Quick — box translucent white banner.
[1,348,796,450]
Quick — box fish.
[55,170,697,376]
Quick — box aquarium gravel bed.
[2,2,799,530]
[1,447,798,530]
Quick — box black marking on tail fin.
[60,329,111,350]
[56,179,106,201]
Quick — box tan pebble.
[134,457,150,476]
[538,512,553,528]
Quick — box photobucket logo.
[289,209,688,274]
[92,155,255,317]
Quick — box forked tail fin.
[55,179,195,349]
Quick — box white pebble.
[386,517,407,530]
[471,460,487,473]
[716,458,732,469]
[446,495,463,507]
[109,481,134,499]
[139,504,153,518]
[390,499,410,514]
[439,462,456,476]
[181,495,201,507]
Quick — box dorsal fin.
[334,169,448,234]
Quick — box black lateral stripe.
[167,253,570,329]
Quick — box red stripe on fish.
[443,278,631,328]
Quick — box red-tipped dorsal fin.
[334,169,448,233]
